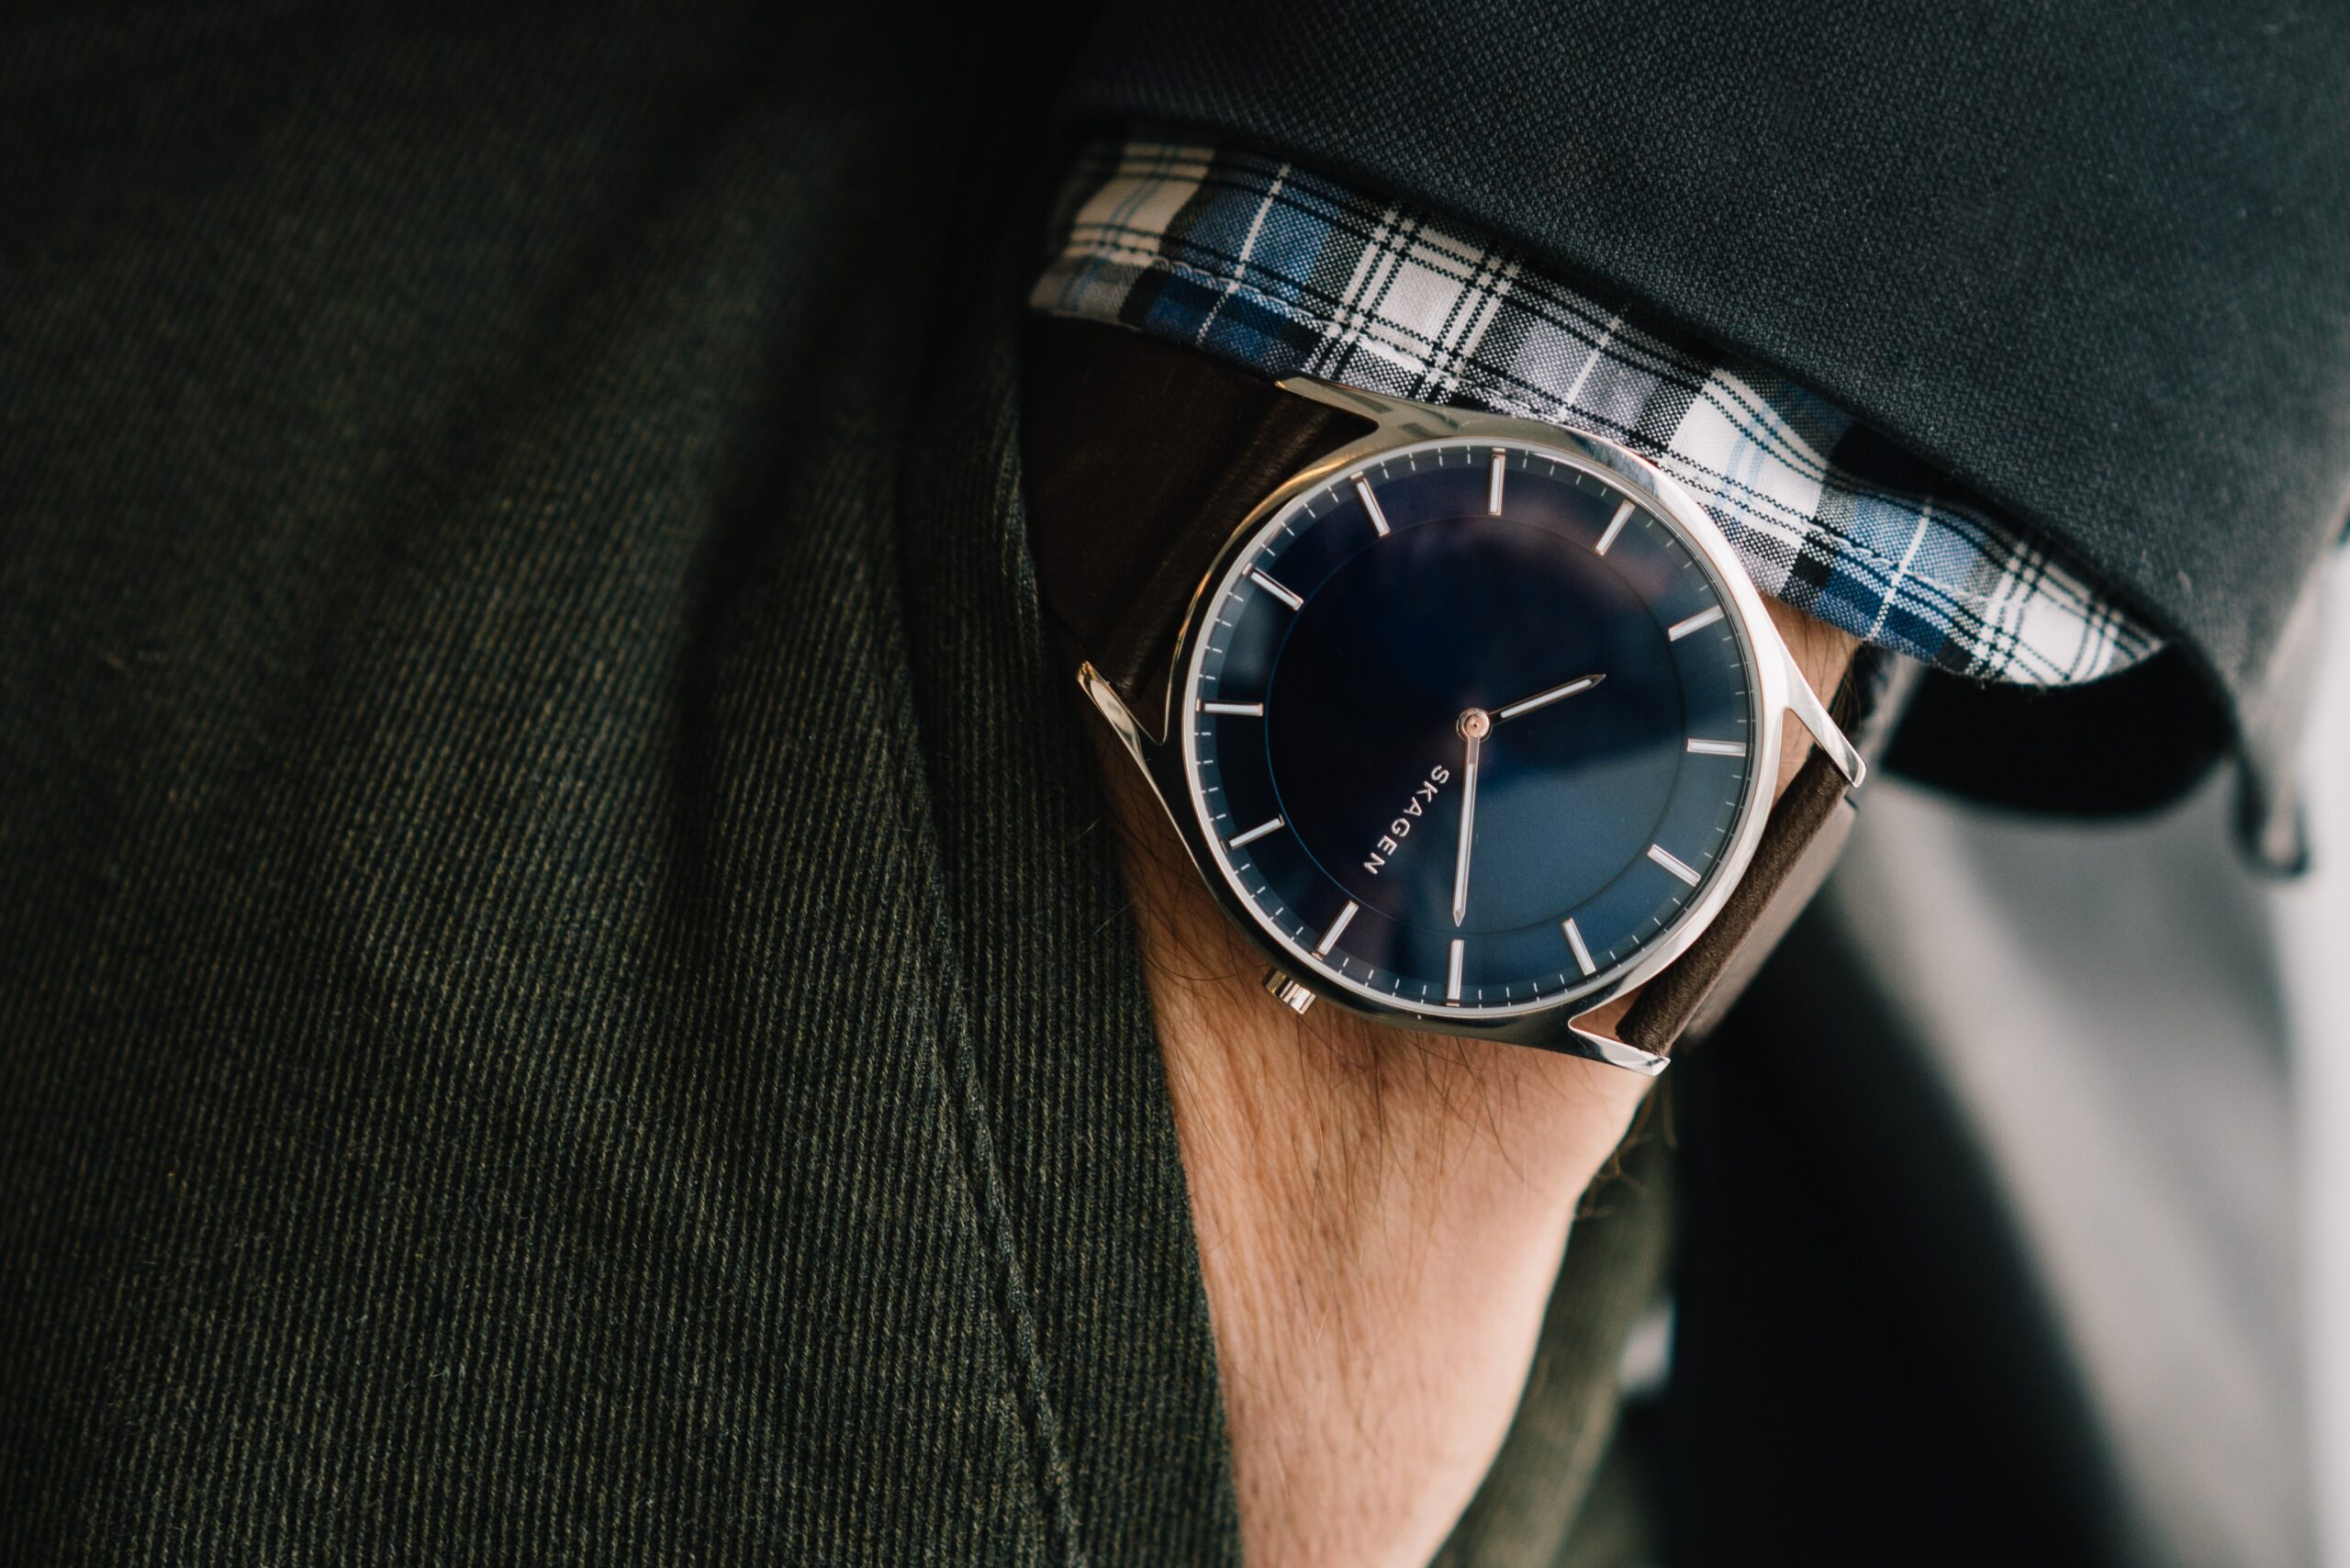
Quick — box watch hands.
[1492,672,1606,723]
[1449,677,1601,927]
[1451,708,1488,927]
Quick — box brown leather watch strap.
[1020,316,1373,740]
[1020,315,1866,1058]
[1615,743,1857,1057]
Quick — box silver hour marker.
[1487,449,1507,514]
[1227,816,1286,849]
[1667,605,1726,641]
[1314,901,1360,958]
[1200,700,1266,716]
[1447,938,1465,1002]
[1248,568,1304,610]
[1685,737,1748,756]
[1562,917,1597,977]
[1351,474,1392,537]
[1595,498,1635,555]
[1647,843,1702,886]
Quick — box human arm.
[1100,599,1852,1568]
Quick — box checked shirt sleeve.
[1030,139,2159,687]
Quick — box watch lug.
[1560,1012,1673,1077]
[1078,662,1152,770]
[1782,646,1867,789]
[1079,660,1193,829]
[1273,375,1473,451]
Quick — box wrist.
[1107,741,1645,1568]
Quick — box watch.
[1022,317,1869,1075]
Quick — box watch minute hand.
[1452,710,1487,928]
[1492,672,1606,723]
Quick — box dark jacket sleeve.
[1054,0,2350,865]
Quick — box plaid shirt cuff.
[1029,139,2159,687]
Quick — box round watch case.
[1078,377,1862,1074]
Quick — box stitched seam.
[873,449,1088,1567]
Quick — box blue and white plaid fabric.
[1031,140,2159,686]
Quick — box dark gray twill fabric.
[1058,0,2350,860]
[0,5,1243,1562]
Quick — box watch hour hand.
[1492,672,1605,723]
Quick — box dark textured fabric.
[0,5,1246,1562]
[1058,0,2350,861]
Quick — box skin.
[1098,599,1854,1568]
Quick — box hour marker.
[1447,938,1465,1002]
[1647,843,1702,886]
[1351,474,1391,537]
[1487,450,1507,514]
[1595,499,1635,555]
[1200,700,1266,716]
[1685,737,1748,756]
[1562,918,1597,977]
[1667,605,1726,641]
[1227,816,1286,849]
[1248,568,1304,610]
[1314,901,1360,958]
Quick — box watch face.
[1181,436,1764,1019]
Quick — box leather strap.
[1021,316,1374,740]
[1020,316,1860,1056]
[1616,744,1856,1055]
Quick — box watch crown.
[1262,967,1316,1014]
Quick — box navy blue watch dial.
[1182,438,1759,1017]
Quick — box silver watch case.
[1078,377,1864,1075]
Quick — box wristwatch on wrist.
[1022,317,1869,1075]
